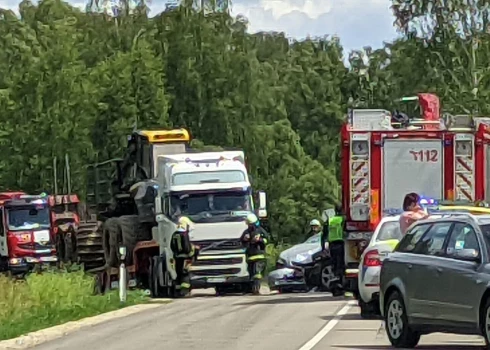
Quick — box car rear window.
[376,221,403,242]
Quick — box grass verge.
[0,269,149,341]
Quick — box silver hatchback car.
[380,212,490,348]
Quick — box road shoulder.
[0,301,171,350]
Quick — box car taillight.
[363,249,381,267]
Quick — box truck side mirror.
[257,191,267,218]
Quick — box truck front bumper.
[190,275,251,288]
[189,253,250,289]
[8,256,58,275]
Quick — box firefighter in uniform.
[324,205,346,296]
[170,216,198,295]
[240,213,269,281]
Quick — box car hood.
[189,221,246,241]
[279,242,323,265]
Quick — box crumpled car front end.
[267,234,323,292]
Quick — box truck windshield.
[172,170,246,186]
[7,206,50,231]
[170,190,252,223]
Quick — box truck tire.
[149,255,174,298]
[103,218,121,268]
[120,215,138,265]
[118,215,152,265]
[76,221,105,270]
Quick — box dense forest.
[0,0,488,241]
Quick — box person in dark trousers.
[323,205,346,296]
[170,216,198,295]
[240,213,270,280]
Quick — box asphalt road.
[32,289,486,350]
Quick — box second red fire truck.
[0,192,57,275]
[340,93,490,293]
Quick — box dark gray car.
[379,213,490,348]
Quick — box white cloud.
[0,0,400,53]
[231,0,400,52]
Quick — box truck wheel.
[251,279,261,295]
[149,256,171,298]
[148,257,157,297]
[93,272,105,295]
[215,286,227,296]
[118,215,146,265]
[103,218,121,268]
[56,233,67,264]
[76,221,104,270]
[64,230,75,263]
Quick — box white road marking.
[298,300,356,350]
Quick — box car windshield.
[7,206,50,231]
[170,190,252,223]
[376,221,403,241]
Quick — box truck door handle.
[407,264,412,269]
[436,267,443,273]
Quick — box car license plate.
[128,279,136,287]
[111,281,119,289]
[207,277,226,283]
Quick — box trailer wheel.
[252,279,261,295]
[103,218,121,268]
[148,257,157,297]
[56,233,67,264]
[63,227,76,263]
[76,221,104,270]
[93,272,106,295]
[118,215,149,266]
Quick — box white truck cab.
[154,151,267,291]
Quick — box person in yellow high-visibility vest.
[324,205,345,296]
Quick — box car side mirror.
[451,248,481,263]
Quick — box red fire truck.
[339,94,490,293]
[48,194,81,264]
[0,192,57,275]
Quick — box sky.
[0,0,401,53]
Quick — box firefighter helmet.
[178,216,194,231]
[246,213,259,226]
[309,219,321,227]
